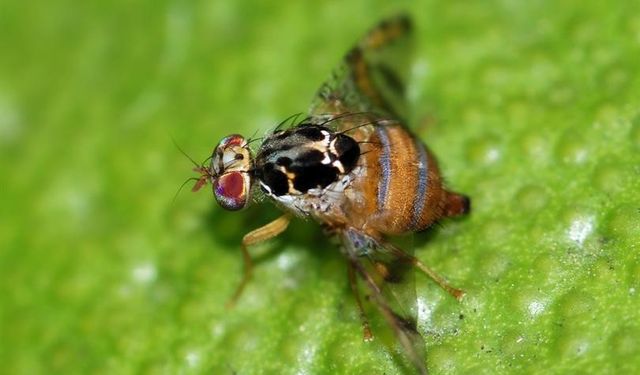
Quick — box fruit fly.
[192,15,470,374]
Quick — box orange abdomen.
[348,122,468,236]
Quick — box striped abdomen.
[349,122,469,235]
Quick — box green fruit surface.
[2,1,639,374]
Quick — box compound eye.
[213,171,251,210]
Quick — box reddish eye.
[219,134,245,147]
[213,171,250,210]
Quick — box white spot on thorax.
[259,181,272,195]
[320,153,332,165]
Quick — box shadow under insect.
[203,202,341,267]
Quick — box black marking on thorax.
[255,124,360,196]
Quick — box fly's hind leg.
[412,259,465,300]
[385,240,465,301]
[347,262,373,342]
[419,190,470,299]
[226,214,291,308]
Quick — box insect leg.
[413,259,465,300]
[342,229,427,375]
[347,261,374,341]
[347,255,427,375]
[384,241,465,300]
[226,214,291,308]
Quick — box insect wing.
[309,14,414,124]
[342,229,427,375]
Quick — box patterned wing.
[309,14,413,124]
[342,228,427,375]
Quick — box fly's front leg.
[226,214,291,308]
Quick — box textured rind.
[1,1,639,374]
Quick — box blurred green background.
[1,0,639,374]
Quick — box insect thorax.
[254,124,360,217]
